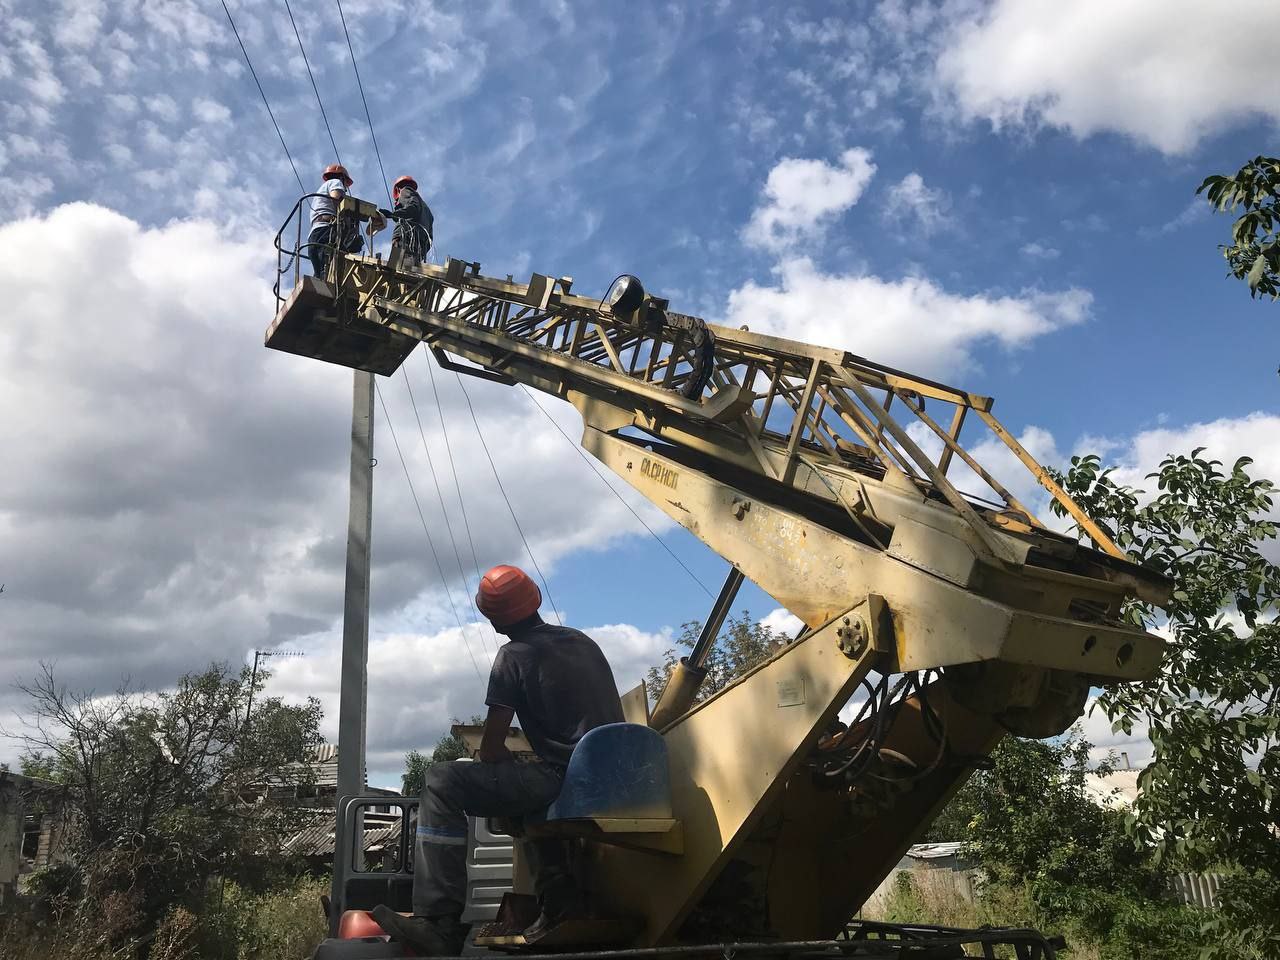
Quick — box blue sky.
[2,0,1279,783]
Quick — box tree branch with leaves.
[1053,450,1280,958]
[1198,155,1280,302]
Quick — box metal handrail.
[274,193,329,307]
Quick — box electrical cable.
[333,0,392,205]
[281,0,343,166]
[421,351,488,623]
[454,373,563,625]
[220,0,305,193]
[374,382,485,684]
[517,384,715,599]
[401,367,495,661]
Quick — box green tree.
[1197,156,1280,301]
[11,662,322,952]
[401,716,480,796]
[1054,450,1280,957]
[644,611,786,705]
[925,734,1200,957]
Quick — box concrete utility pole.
[330,368,374,924]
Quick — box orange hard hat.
[323,163,353,186]
[393,174,417,196]
[476,564,541,626]
[338,910,386,939]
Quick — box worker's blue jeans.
[307,223,362,277]
[414,759,570,920]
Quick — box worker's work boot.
[371,905,469,956]
[523,883,586,941]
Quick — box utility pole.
[330,368,375,927]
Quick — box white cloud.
[1141,199,1208,239]
[762,608,804,638]
[1021,241,1060,260]
[936,0,1280,154]
[743,148,877,252]
[106,93,139,114]
[884,172,949,234]
[1103,412,1280,499]
[144,93,180,123]
[724,257,1090,378]
[105,143,133,165]
[54,0,104,48]
[192,97,231,124]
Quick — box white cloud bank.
[936,0,1280,154]
[743,147,877,252]
[726,257,1091,378]
[884,172,950,235]
[732,150,1091,378]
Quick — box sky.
[2,0,1279,785]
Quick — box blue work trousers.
[414,759,569,919]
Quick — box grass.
[861,870,1105,959]
[1,874,330,960]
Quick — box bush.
[198,874,329,960]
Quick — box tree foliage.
[935,736,1163,895]
[1198,156,1280,301]
[644,611,786,705]
[11,662,322,950]
[401,716,479,796]
[1054,450,1280,956]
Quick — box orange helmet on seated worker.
[476,564,541,626]
[323,163,353,187]
[392,174,417,199]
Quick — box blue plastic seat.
[546,722,673,822]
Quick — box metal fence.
[1169,872,1226,910]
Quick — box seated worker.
[379,174,434,266]
[306,162,364,277]
[373,565,624,956]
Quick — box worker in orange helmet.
[374,564,623,955]
[377,174,434,267]
[307,162,364,277]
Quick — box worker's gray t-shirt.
[485,623,624,768]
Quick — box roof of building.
[1084,769,1142,809]
[905,842,966,860]
[281,807,405,859]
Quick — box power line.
[401,367,494,660]
[518,385,715,599]
[454,373,563,625]
[374,382,486,683]
[334,0,392,205]
[421,350,488,631]
[220,0,305,193]
[281,0,343,165]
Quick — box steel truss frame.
[271,239,1122,572]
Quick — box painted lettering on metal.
[640,457,679,490]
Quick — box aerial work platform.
[267,275,419,376]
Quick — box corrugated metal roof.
[281,808,405,859]
[905,842,966,860]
